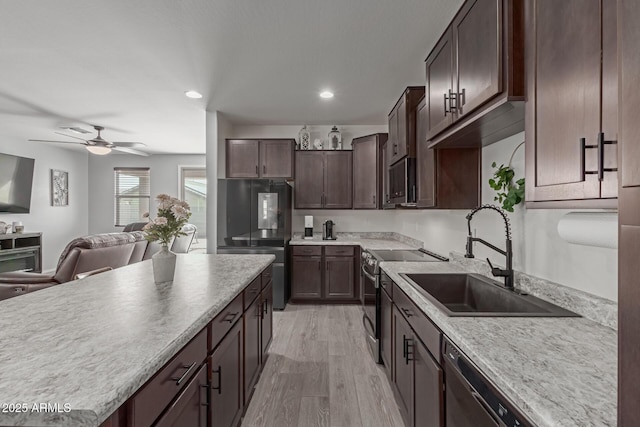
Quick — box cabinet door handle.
[211,366,222,394]
[581,137,598,181]
[444,93,449,116]
[372,194,376,205]
[262,298,268,317]
[14,287,25,293]
[171,362,197,386]
[597,132,618,181]
[263,164,266,174]
[403,336,414,364]
[255,165,259,175]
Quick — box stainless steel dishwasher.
[443,337,533,427]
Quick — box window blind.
[114,167,150,227]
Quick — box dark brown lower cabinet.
[392,305,444,427]
[325,256,354,299]
[243,295,261,405]
[210,320,243,427]
[154,365,208,427]
[413,339,444,427]
[261,281,273,357]
[291,246,357,302]
[291,255,323,299]
[380,288,393,379]
[393,307,414,426]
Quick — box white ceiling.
[1,0,462,154]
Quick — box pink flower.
[156,194,171,201]
[142,212,149,219]
[142,222,153,231]
[171,205,188,220]
[154,217,168,226]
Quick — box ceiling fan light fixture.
[86,145,112,155]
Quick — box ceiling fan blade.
[112,141,146,147]
[29,139,87,146]
[112,146,149,156]
[54,131,88,142]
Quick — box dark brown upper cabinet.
[226,139,295,179]
[524,0,617,207]
[294,150,352,209]
[416,96,481,209]
[387,87,426,167]
[352,133,388,209]
[426,0,524,148]
[618,1,640,425]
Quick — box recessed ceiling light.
[319,91,334,99]
[185,90,203,99]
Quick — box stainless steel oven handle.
[360,265,379,288]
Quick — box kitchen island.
[0,254,274,427]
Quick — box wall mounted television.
[0,153,35,213]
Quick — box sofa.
[0,231,156,301]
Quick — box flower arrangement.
[142,194,192,248]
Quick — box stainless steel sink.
[400,273,579,317]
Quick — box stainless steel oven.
[361,253,379,361]
[361,248,447,364]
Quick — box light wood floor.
[242,304,405,427]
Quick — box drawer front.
[324,246,355,257]
[131,329,207,427]
[393,283,441,361]
[210,293,243,351]
[292,245,322,256]
[261,264,273,288]
[244,276,261,310]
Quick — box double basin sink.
[400,273,579,317]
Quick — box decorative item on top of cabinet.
[352,133,388,209]
[298,125,311,150]
[294,150,352,209]
[524,0,617,208]
[388,87,425,167]
[328,126,342,150]
[426,0,525,149]
[416,95,481,209]
[226,139,295,179]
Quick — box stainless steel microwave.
[386,158,416,206]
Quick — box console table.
[0,233,42,273]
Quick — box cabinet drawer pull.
[401,307,413,318]
[223,311,239,323]
[262,298,268,319]
[171,362,197,386]
[14,287,25,293]
[211,366,222,394]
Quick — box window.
[114,168,150,227]
[179,166,206,237]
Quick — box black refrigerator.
[217,179,292,309]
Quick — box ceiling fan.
[29,125,149,156]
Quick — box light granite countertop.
[0,254,275,427]
[290,232,421,251]
[380,260,617,427]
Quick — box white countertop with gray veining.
[290,233,420,251]
[380,261,617,427]
[0,254,275,427]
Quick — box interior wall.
[88,153,205,234]
[0,141,89,271]
[297,132,618,302]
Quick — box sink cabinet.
[524,0,617,206]
[387,281,444,427]
[291,245,358,302]
[392,299,444,427]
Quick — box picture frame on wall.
[51,169,69,206]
